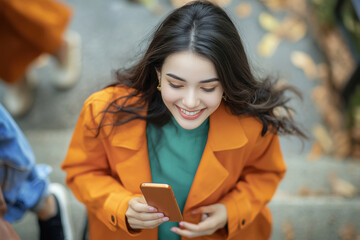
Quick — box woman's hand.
[170,203,228,238]
[125,196,169,230]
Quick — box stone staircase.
[270,155,360,240]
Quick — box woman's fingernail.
[170,227,177,232]
[179,222,185,227]
[149,207,156,212]
[162,217,169,222]
[157,213,164,217]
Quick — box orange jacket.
[62,86,286,240]
[0,0,71,83]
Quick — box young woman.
[62,1,305,239]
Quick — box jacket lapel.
[110,118,152,193]
[184,145,229,209]
[185,103,248,209]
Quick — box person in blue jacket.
[0,103,72,240]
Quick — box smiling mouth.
[176,106,205,120]
[180,108,201,116]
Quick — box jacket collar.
[208,102,248,151]
[110,118,147,150]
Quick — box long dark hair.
[98,0,306,138]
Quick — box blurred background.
[0,0,359,239]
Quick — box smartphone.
[140,183,183,222]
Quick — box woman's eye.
[202,87,216,92]
[169,82,183,88]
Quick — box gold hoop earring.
[157,82,161,91]
[222,95,227,101]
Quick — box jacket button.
[111,215,115,223]
[242,219,246,225]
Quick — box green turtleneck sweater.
[146,117,209,240]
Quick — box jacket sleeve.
[219,132,286,238]
[61,96,140,234]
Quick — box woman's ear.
[155,68,161,81]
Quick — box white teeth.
[180,108,200,116]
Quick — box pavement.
[1,0,359,239]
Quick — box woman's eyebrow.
[166,73,219,83]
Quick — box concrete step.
[24,128,74,184]
[278,156,360,197]
[269,194,360,240]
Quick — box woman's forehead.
[161,51,218,80]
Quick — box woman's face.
[157,51,224,130]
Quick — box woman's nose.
[182,90,200,109]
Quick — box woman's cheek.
[161,88,180,104]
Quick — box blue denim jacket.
[0,104,50,222]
